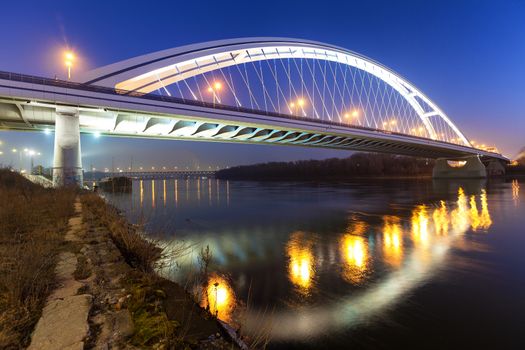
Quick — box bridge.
[0,38,507,186]
[86,170,216,180]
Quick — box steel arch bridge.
[0,37,507,185]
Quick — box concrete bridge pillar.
[432,156,487,179]
[53,107,83,187]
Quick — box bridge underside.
[0,100,493,160]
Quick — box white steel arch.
[81,38,470,146]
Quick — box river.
[104,177,524,349]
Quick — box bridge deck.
[0,71,507,161]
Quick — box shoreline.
[0,170,242,349]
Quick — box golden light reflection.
[208,178,212,206]
[163,179,167,207]
[340,233,368,284]
[512,180,520,205]
[411,205,430,247]
[197,179,201,201]
[203,274,236,322]
[382,216,403,267]
[479,189,492,230]
[174,179,178,207]
[286,232,315,294]
[451,187,469,233]
[151,180,155,208]
[432,201,449,236]
[139,180,144,207]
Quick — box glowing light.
[44,128,51,135]
[382,216,403,267]
[433,201,450,236]
[411,205,430,247]
[512,179,520,205]
[151,180,155,208]
[286,231,315,294]
[204,274,235,322]
[351,109,359,118]
[340,231,368,284]
[298,98,305,107]
[139,180,143,207]
[93,131,101,138]
[213,81,222,90]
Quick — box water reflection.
[512,179,520,205]
[411,205,430,248]
[174,179,178,207]
[163,179,167,207]
[470,190,492,232]
[340,233,368,284]
[382,216,403,267]
[432,201,449,236]
[105,179,507,345]
[139,179,143,208]
[202,274,236,322]
[242,184,496,341]
[286,232,315,295]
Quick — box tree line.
[216,152,435,180]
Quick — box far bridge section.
[88,170,216,180]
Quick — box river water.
[104,177,524,349]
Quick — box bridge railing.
[0,71,498,155]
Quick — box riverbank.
[0,169,75,347]
[0,170,237,349]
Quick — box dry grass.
[80,193,162,272]
[0,169,76,348]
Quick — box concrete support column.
[53,107,83,187]
[432,156,487,179]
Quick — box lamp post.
[207,81,222,105]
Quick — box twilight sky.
[0,0,523,171]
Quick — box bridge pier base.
[52,108,83,187]
[432,156,487,179]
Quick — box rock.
[28,294,92,350]
[114,309,134,338]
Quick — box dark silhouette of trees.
[216,153,434,180]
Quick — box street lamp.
[64,51,75,80]
[206,81,222,104]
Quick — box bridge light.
[0,151,3,155]
[12,148,17,153]
[289,102,295,108]
[351,109,359,118]
[298,98,305,107]
[344,113,350,119]
[390,119,397,125]
[213,81,222,90]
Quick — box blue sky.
[0,0,523,170]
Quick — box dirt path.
[28,198,134,349]
[28,199,92,350]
